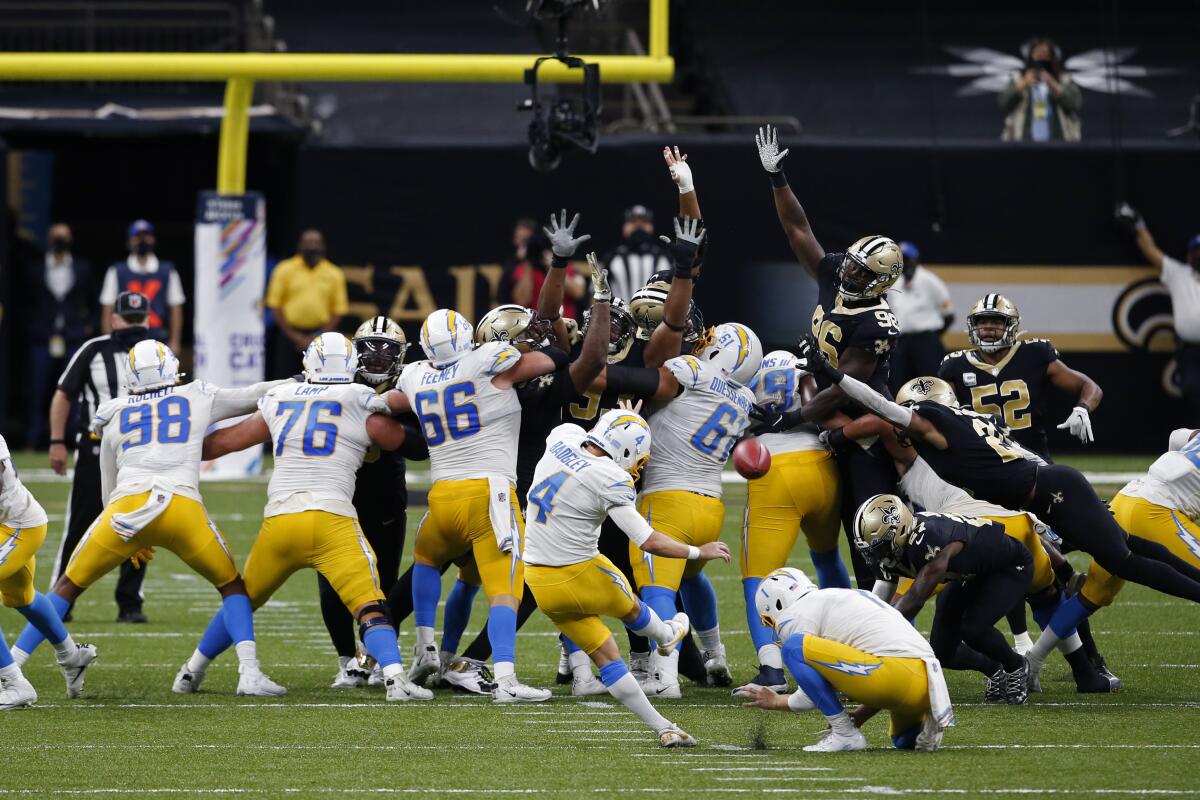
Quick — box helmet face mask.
[582,299,637,362]
[838,236,903,300]
[852,494,914,567]
[353,316,408,387]
[967,295,1021,353]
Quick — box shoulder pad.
[941,349,970,364]
[475,342,522,376]
[665,355,710,390]
[548,422,585,448]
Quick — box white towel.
[111,483,173,542]
[922,656,955,730]
[487,476,517,555]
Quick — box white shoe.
[656,612,690,656]
[407,643,440,685]
[442,658,496,695]
[804,727,868,753]
[1027,658,1043,694]
[492,677,552,703]
[385,673,434,701]
[236,663,287,697]
[331,656,369,689]
[571,674,608,696]
[367,664,385,687]
[172,662,206,694]
[657,725,697,748]
[640,674,681,699]
[0,673,37,710]
[629,651,651,683]
[915,714,944,753]
[702,643,733,687]
[57,643,97,699]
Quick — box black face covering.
[112,326,148,348]
[49,237,71,255]
[625,229,653,248]
[301,249,323,267]
[134,241,154,257]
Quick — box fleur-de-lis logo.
[913,378,934,396]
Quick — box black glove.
[797,334,839,382]
[658,216,706,279]
[819,427,852,455]
[1114,202,1143,236]
[748,404,804,436]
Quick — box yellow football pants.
[1081,493,1200,608]
[242,511,384,614]
[414,479,525,601]
[632,490,725,591]
[65,493,237,590]
[802,634,932,739]
[526,554,638,654]
[0,523,47,607]
[742,450,841,579]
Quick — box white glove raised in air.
[1056,405,1094,444]
[663,145,694,194]
[755,124,790,173]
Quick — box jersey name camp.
[938,339,1059,457]
[875,512,1014,583]
[398,342,522,484]
[811,252,900,396]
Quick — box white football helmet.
[586,408,652,479]
[697,322,763,385]
[420,309,475,367]
[750,350,804,415]
[302,332,358,384]
[755,567,817,631]
[126,339,180,393]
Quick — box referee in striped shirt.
[46,291,154,623]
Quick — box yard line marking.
[692,768,844,772]
[713,778,862,783]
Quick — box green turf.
[4,451,1199,798]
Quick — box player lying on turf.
[736,349,848,696]
[1023,426,1200,684]
[12,341,286,697]
[0,434,96,708]
[741,568,952,753]
[799,339,1200,685]
[182,333,431,701]
[853,495,1031,704]
[523,405,731,746]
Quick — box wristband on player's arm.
[822,427,852,454]
[551,254,570,270]
[768,169,788,188]
[686,545,700,560]
[604,364,661,397]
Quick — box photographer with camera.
[1000,37,1082,142]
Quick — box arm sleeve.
[211,380,290,420]
[872,579,898,602]
[604,364,663,398]
[609,503,653,548]
[98,267,119,305]
[395,412,430,461]
[166,266,187,305]
[837,373,914,428]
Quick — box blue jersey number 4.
[528,472,570,523]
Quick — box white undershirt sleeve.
[837,373,914,428]
[609,504,653,548]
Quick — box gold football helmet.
[839,235,903,300]
[352,316,408,387]
[628,280,670,341]
[967,294,1021,353]
[896,376,959,408]
[474,304,551,353]
[852,494,915,565]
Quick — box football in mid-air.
[733,437,771,479]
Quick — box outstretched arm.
[202,412,271,461]
[664,145,701,223]
[1116,203,1165,268]
[800,346,878,422]
[644,216,705,368]
[755,125,824,276]
[568,253,611,392]
[538,209,592,350]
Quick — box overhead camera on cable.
[519,0,602,171]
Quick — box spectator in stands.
[510,227,585,319]
[100,219,185,351]
[604,205,670,302]
[1117,203,1200,422]
[887,241,955,393]
[266,228,348,378]
[25,223,95,449]
[1000,37,1082,142]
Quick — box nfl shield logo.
[963,373,977,387]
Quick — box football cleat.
[556,642,572,685]
[732,665,789,697]
[1027,658,1043,693]
[629,651,651,683]
[571,674,609,696]
[172,662,206,694]
[492,677,551,704]
[442,658,497,695]
[804,727,868,753]
[236,664,287,697]
[640,674,681,700]
[407,643,441,686]
[367,664,385,688]
[330,663,368,689]
[1003,658,1030,705]
[57,642,97,699]
[914,714,944,753]
[385,674,434,701]
[0,672,37,710]
[656,612,690,656]
[1094,656,1122,691]
[702,644,733,687]
[984,666,1006,703]
[657,726,697,748]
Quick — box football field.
[5,453,1200,798]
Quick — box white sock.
[825,709,856,735]
[494,661,515,682]
[1057,632,1084,655]
[337,655,352,670]
[186,648,212,673]
[568,649,592,681]
[1013,631,1033,652]
[416,626,436,648]
[51,634,76,659]
[234,640,258,667]
[382,663,403,679]
[697,625,721,653]
[1029,629,1060,666]
[758,643,784,670]
[606,672,672,732]
[10,647,29,667]
[630,606,672,645]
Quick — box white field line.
[9,792,1194,798]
